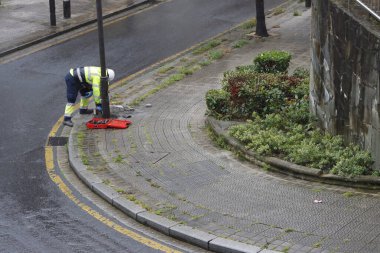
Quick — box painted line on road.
[45,122,181,253]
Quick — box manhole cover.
[47,137,68,146]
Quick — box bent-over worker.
[63,66,115,127]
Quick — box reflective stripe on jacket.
[70,66,109,104]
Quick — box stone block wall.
[311,0,380,168]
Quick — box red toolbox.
[86,118,132,129]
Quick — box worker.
[63,66,115,127]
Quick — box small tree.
[256,0,268,37]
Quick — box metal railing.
[355,0,380,21]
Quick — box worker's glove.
[83,91,93,98]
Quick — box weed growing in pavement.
[199,60,212,66]
[150,182,161,188]
[193,39,221,55]
[103,179,111,185]
[116,189,126,194]
[124,194,152,211]
[241,18,257,29]
[190,214,205,221]
[343,192,355,198]
[178,66,194,76]
[273,7,285,15]
[114,154,123,163]
[209,50,224,60]
[233,39,249,48]
[158,66,175,74]
[126,194,136,201]
[281,246,290,253]
[168,215,178,221]
[81,155,90,165]
[293,10,301,16]
[284,228,295,233]
[206,125,229,150]
[77,131,86,147]
[184,59,198,67]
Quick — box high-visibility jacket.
[70,66,110,104]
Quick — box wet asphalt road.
[0,0,284,251]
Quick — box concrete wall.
[310,0,380,168]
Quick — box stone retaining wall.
[311,0,380,168]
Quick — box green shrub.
[292,67,310,79]
[330,146,373,177]
[221,71,294,118]
[205,89,230,117]
[229,113,374,175]
[254,51,292,73]
[235,65,256,73]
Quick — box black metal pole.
[63,0,71,18]
[96,0,110,118]
[305,0,311,8]
[49,0,56,26]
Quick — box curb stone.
[68,123,276,253]
[209,238,261,253]
[206,116,380,190]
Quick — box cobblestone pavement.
[70,4,380,253]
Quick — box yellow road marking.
[45,122,182,253]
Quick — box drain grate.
[47,137,68,146]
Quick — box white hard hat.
[107,69,115,81]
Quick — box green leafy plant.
[253,50,292,73]
[205,89,230,118]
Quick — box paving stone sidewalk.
[69,4,380,253]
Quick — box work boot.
[79,108,94,115]
[63,118,74,127]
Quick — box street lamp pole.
[96,0,111,118]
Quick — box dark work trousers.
[65,73,87,103]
